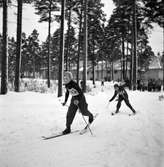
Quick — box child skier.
[109,84,136,115]
[62,71,94,134]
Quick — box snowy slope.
[0,84,164,167]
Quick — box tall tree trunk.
[130,43,133,90]
[132,0,137,90]
[105,60,108,81]
[122,34,125,80]
[92,60,95,85]
[101,60,104,80]
[47,0,52,88]
[162,24,164,91]
[1,0,8,94]
[97,62,99,80]
[111,61,114,81]
[76,3,83,84]
[92,54,95,85]
[15,0,22,92]
[82,0,88,92]
[58,0,65,97]
[68,58,71,71]
[120,57,122,81]
[65,8,72,71]
[125,40,128,79]
[32,54,35,78]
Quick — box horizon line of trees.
[0,0,164,95]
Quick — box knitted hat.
[64,71,73,80]
[114,84,119,88]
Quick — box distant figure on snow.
[62,71,94,134]
[101,79,105,91]
[109,84,136,116]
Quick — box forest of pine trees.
[0,0,164,95]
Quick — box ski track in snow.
[0,84,164,167]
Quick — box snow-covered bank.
[0,87,164,167]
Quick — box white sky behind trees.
[0,0,163,55]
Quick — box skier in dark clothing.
[109,84,136,115]
[62,71,94,134]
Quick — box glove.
[73,100,79,106]
[62,102,66,106]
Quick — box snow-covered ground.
[0,83,164,167]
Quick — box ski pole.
[81,114,93,135]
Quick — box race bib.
[119,90,124,95]
[68,88,79,96]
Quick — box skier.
[62,71,94,134]
[101,79,105,91]
[109,84,136,115]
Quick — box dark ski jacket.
[109,86,128,102]
[64,80,83,103]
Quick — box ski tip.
[111,112,115,116]
[42,137,48,140]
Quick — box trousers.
[66,95,93,128]
[116,97,135,113]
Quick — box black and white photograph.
[0,0,164,166]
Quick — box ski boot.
[62,127,71,134]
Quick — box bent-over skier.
[62,71,94,134]
[109,84,136,115]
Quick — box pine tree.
[82,0,88,92]
[144,0,164,27]
[14,0,23,92]
[58,0,65,97]
[87,0,106,84]
[34,0,60,88]
[1,0,8,94]
[106,0,154,88]
[14,0,34,92]
[26,30,40,77]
